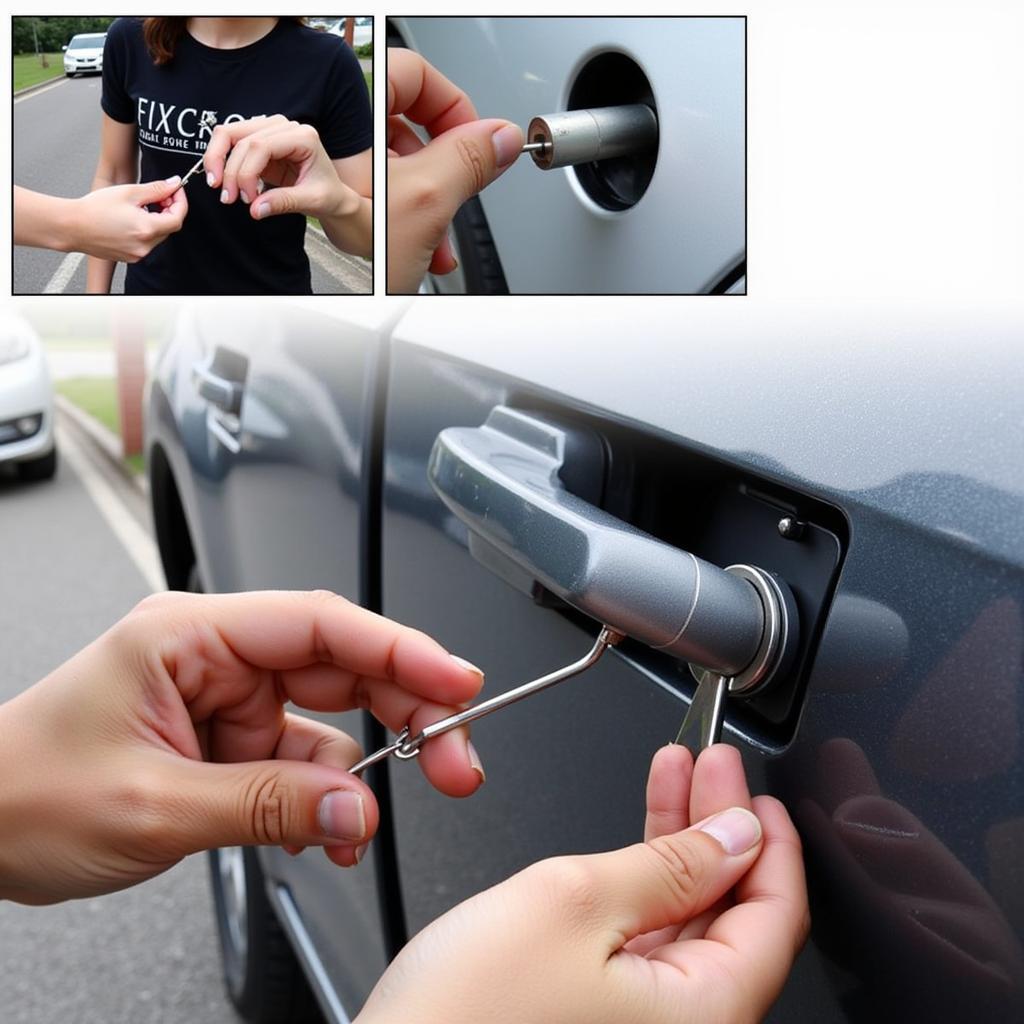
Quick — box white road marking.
[56,425,164,594]
[42,251,85,294]
[13,76,70,104]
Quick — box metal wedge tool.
[178,112,219,188]
[349,627,624,776]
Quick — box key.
[674,668,729,754]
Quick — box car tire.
[18,447,57,482]
[209,847,324,1024]
[450,197,510,294]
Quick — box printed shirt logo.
[136,98,264,156]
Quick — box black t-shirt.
[101,18,372,294]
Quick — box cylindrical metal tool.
[526,104,658,170]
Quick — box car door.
[378,300,1024,1020]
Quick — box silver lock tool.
[348,627,625,776]
[178,112,219,188]
[522,104,658,170]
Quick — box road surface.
[13,76,371,295]
[0,413,239,1024]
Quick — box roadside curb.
[13,75,66,98]
[55,395,147,497]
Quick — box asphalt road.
[13,75,370,295]
[0,417,239,1024]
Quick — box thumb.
[169,757,377,857]
[589,807,764,943]
[400,118,523,225]
[130,176,183,207]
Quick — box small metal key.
[348,626,624,776]
[178,112,219,188]
[674,668,730,754]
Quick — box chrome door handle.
[192,361,243,415]
[428,406,796,689]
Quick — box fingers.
[676,796,809,1017]
[147,590,484,711]
[161,750,380,866]
[560,807,764,948]
[644,744,694,841]
[153,183,188,231]
[689,743,754,823]
[130,176,185,208]
[203,114,287,188]
[388,48,478,134]
[387,118,523,292]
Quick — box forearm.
[319,192,372,259]
[13,187,79,253]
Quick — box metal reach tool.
[178,112,219,188]
[520,104,658,170]
[348,626,625,776]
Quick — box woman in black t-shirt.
[89,17,372,294]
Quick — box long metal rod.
[349,626,624,776]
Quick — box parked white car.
[0,317,56,481]
[63,32,106,77]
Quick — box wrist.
[49,196,83,254]
[322,178,363,221]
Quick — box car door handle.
[192,361,243,415]
[429,406,795,684]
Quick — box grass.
[56,376,144,475]
[13,52,64,91]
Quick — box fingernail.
[354,842,369,864]
[698,807,762,855]
[491,124,522,169]
[318,790,365,841]
[467,740,485,783]
[206,171,216,187]
[254,202,271,220]
[165,175,181,186]
[220,189,229,204]
[240,190,250,204]
[451,655,483,680]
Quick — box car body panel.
[379,300,1024,1019]
[391,17,745,294]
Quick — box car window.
[68,34,106,49]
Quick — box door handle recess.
[193,361,243,415]
[428,406,797,691]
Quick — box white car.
[0,318,56,481]
[320,17,372,49]
[63,32,106,77]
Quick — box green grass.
[56,376,144,475]
[13,52,64,91]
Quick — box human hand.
[0,591,484,905]
[204,115,361,222]
[358,744,809,1024]
[68,178,187,262]
[387,49,523,292]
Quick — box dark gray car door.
[378,303,1024,1020]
